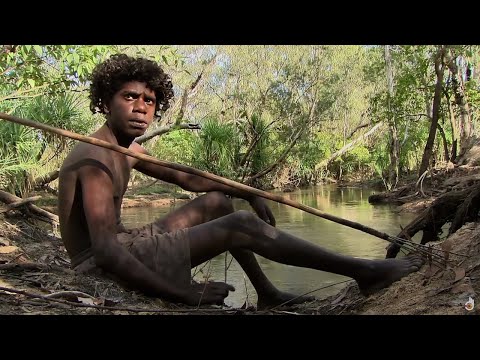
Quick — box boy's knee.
[205,191,233,213]
[234,210,257,224]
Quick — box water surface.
[121,185,418,308]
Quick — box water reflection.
[121,185,418,308]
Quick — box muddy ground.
[1,169,479,315]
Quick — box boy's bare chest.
[112,156,133,197]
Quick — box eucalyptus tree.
[158,45,375,188]
[198,45,342,187]
[442,45,480,161]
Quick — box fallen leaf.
[424,264,442,278]
[0,246,19,254]
[451,282,475,295]
[93,298,105,306]
[0,238,10,246]
[77,297,95,305]
[453,268,466,282]
[440,239,453,253]
[440,239,453,263]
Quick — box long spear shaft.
[0,112,397,243]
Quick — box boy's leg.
[151,192,314,307]
[185,210,424,296]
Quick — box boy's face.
[106,81,156,139]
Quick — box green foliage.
[3,45,480,194]
[0,91,97,194]
[240,114,271,175]
[152,130,196,164]
[0,45,114,94]
[190,118,242,179]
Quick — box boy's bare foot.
[356,255,425,296]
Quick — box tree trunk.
[418,46,445,178]
[436,122,450,163]
[136,55,215,145]
[444,87,458,161]
[384,45,399,190]
[445,51,472,158]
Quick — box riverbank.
[1,208,478,315]
[1,168,479,315]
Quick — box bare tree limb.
[0,190,58,225]
[1,196,41,213]
[0,285,243,314]
[33,169,60,187]
[134,123,201,145]
[317,122,384,169]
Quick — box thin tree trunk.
[443,87,458,161]
[384,45,399,190]
[245,126,304,184]
[436,121,450,163]
[245,94,318,184]
[136,55,216,144]
[418,46,446,178]
[445,51,472,158]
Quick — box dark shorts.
[72,222,192,289]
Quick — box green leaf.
[27,79,35,88]
[34,45,43,56]
[73,52,80,63]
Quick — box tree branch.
[134,123,201,145]
[0,190,58,225]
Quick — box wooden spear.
[0,112,400,244]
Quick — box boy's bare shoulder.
[61,142,114,174]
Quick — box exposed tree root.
[386,183,480,258]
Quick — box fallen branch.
[44,290,96,299]
[33,169,60,188]
[134,123,201,145]
[0,285,245,314]
[0,262,73,274]
[0,190,58,225]
[2,195,41,212]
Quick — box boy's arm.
[131,143,276,226]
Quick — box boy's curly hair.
[89,54,174,118]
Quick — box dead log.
[368,185,410,205]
